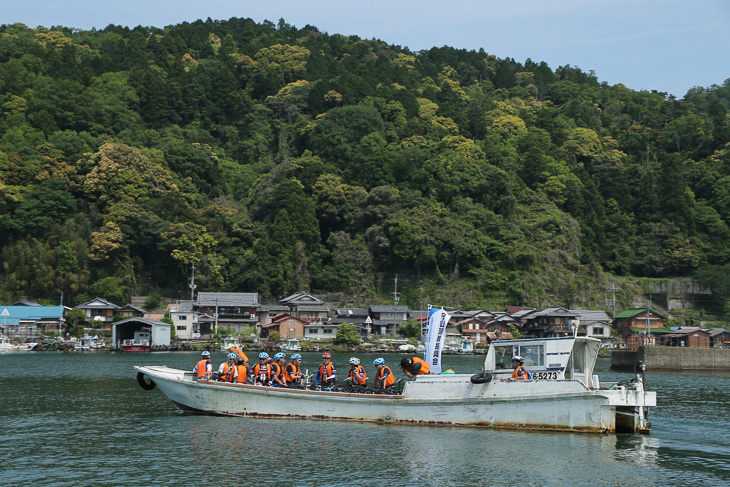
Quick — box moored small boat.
[135,336,655,434]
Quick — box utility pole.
[189,262,197,301]
[644,296,652,346]
[609,282,617,319]
[393,274,400,335]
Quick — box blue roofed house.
[0,304,67,337]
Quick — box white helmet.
[348,357,360,366]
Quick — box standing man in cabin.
[252,352,274,386]
[372,358,395,389]
[285,354,303,387]
[271,352,287,387]
[194,351,213,380]
[506,356,532,382]
[346,357,368,389]
[400,357,430,378]
[227,344,249,365]
[230,355,249,384]
[217,353,238,382]
[316,352,337,388]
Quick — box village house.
[75,297,120,330]
[331,308,371,337]
[662,327,711,348]
[523,307,579,338]
[168,300,198,340]
[261,313,307,339]
[571,309,613,343]
[613,308,671,348]
[369,305,410,336]
[708,328,730,348]
[279,291,330,321]
[0,304,67,336]
[195,292,260,337]
[118,304,146,320]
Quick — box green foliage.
[334,323,361,347]
[269,331,281,341]
[144,291,163,310]
[399,320,422,338]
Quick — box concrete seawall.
[612,346,730,371]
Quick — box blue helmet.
[227,352,237,360]
[201,351,210,357]
[291,354,302,360]
[274,352,286,360]
[259,352,269,360]
[373,358,385,366]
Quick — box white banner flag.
[424,307,451,375]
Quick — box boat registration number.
[532,372,558,380]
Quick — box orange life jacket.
[271,362,286,384]
[231,364,248,383]
[318,362,335,381]
[252,362,273,382]
[348,365,367,385]
[376,366,395,388]
[285,362,300,383]
[230,348,248,363]
[195,359,211,379]
[220,362,234,381]
[512,365,529,380]
[411,357,430,375]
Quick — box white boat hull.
[135,366,655,434]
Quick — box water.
[1,351,729,486]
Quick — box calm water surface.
[1,351,728,486]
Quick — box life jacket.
[230,348,248,363]
[348,365,367,385]
[512,365,531,380]
[252,362,273,382]
[195,359,211,379]
[285,362,300,383]
[231,364,248,383]
[220,362,234,381]
[376,366,395,388]
[271,362,285,384]
[411,357,430,375]
[318,362,336,382]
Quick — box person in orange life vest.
[252,352,274,385]
[400,357,430,378]
[193,351,213,380]
[217,353,238,381]
[285,354,303,385]
[346,357,368,386]
[270,352,287,386]
[231,355,249,384]
[372,358,395,389]
[227,344,249,365]
[316,352,336,386]
[506,356,532,382]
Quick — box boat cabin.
[484,336,600,388]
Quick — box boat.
[75,336,105,351]
[0,335,38,351]
[122,330,151,352]
[220,336,243,352]
[134,336,655,434]
[281,338,302,352]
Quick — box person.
[217,352,238,382]
[193,351,213,380]
[285,354,303,386]
[251,352,274,386]
[507,355,532,382]
[227,344,249,364]
[316,352,337,387]
[346,357,367,388]
[372,358,395,389]
[400,357,430,378]
[270,352,287,386]
[230,355,249,384]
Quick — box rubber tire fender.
[137,371,156,390]
[470,372,492,384]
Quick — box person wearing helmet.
[227,344,249,365]
[252,352,274,385]
[193,351,213,380]
[372,358,395,389]
[400,356,431,378]
[217,352,238,382]
[507,355,531,382]
[270,352,287,386]
[346,357,367,387]
[316,352,336,387]
[285,354,303,386]
[231,355,249,384]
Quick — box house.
[0,305,66,336]
[523,307,579,338]
[76,298,120,330]
[331,308,371,337]
[303,321,340,340]
[262,314,307,339]
[613,308,671,348]
[506,307,537,326]
[571,309,613,343]
[458,314,519,346]
[369,305,410,336]
[662,327,711,348]
[118,304,146,320]
[168,301,198,340]
[708,328,730,348]
[279,291,330,321]
[259,304,290,327]
[195,292,260,337]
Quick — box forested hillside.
[1,18,729,310]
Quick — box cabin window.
[518,344,544,367]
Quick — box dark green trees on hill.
[0,19,729,310]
